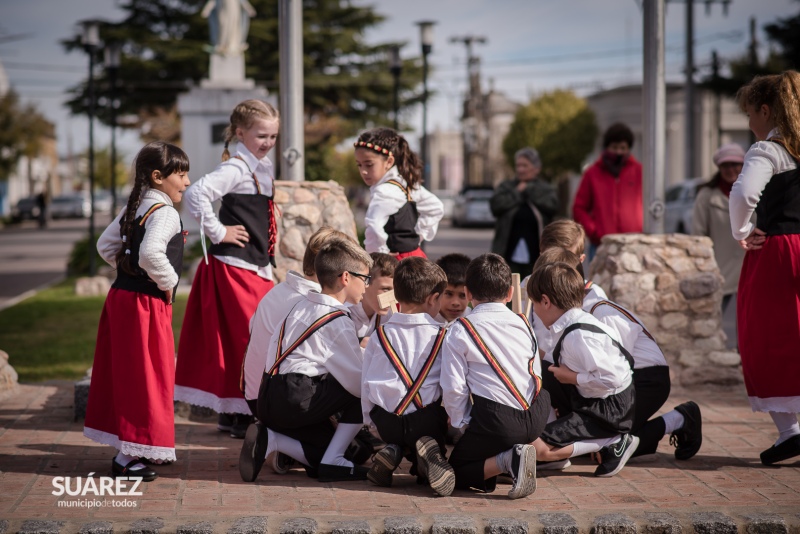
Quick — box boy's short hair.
[435,253,471,286]
[527,262,584,311]
[370,252,399,279]
[540,220,586,256]
[602,122,634,149]
[393,257,447,305]
[534,247,585,279]
[315,239,373,289]
[465,253,511,302]
[303,227,354,277]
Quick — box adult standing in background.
[490,147,559,276]
[573,123,643,260]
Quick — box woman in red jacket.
[573,123,643,259]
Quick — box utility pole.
[643,0,666,235]
[685,0,695,179]
[748,16,758,145]
[450,35,486,187]
[279,0,304,182]
[711,50,722,145]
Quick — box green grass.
[0,280,188,382]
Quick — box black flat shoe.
[139,458,173,466]
[111,458,157,482]
[318,463,369,482]
[761,434,800,466]
[239,422,268,482]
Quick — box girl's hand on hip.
[165,289,173,304]
[739,228,766,251]
[222,225,249,247]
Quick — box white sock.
[662,410,685,435]
[769,412,800,446]
[495,448,514,473]
[272,430,309,466]
[320,422,362,467]
[115,452,145,470]
[546,407,558,424]
[569,435,620,458]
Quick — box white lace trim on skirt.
[83,426,176,462]
[173,385,250,414]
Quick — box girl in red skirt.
[85,142,191,481]
[175,100,279,438]
[355,127,443,259]
[730,71,800,466]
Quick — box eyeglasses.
[346,271,372,286]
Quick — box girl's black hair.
[355,127,423,189]
[115,141,190,276]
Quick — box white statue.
[201,0,257,57]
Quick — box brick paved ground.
[0,381,798,532]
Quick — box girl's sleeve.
[730,143,778,241]
[139,207,182,291]
[183,162,242,244]
[414,186,444,243]
[97,208,126,267]
[364,184,406,253]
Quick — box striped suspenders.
[552,323,636,370]
[386,179,413,202]
[590,300,656,342]
[457,315,542,410]
[377,325,446,415]
[138,203,166,225]
[265,310,348,377]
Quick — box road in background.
[425,222,493,261]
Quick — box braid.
[115,175,147,276]
[222,99,280,162]
[776,71,800,160]
[355,127,423,189]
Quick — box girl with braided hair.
[176,99,279,439]
[355,127,443,259]
[85,142,190,481]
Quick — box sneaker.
[230,414,255,439]
[367,444,403,487]
[670,401,702,460]
[238,422,269,482]
[267,451,295,474]
[217,413,234,432]
[507,444,537,499]
[760,434,800,466]
[537,458,572,471]
[415,436,455,497]
[594,434,639,477]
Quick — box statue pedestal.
[201,54,254,89]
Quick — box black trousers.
[259,372,362,467]
[631,365,671,456]
[448,391,550,493]
[370,401,449,474]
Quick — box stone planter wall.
[589,234,741,386]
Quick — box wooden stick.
[511,273,522,314]
[376,290,399,316]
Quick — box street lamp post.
[389,45,402,131]
[416,20,435,191]
[104,41,120,218]
[80,19,101,276]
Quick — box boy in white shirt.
[434,253,471,325]
[362,257,453,495]
[441,253,548,500]
[239,239,372,483]
[527,261,639,477]
[350,253,398,344]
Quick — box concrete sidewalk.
[0,381,798,534]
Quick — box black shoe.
[367,444,403,487]
[507,444,537,499]
[415,436,455,497]
[111,458,157,482]
[218,413,234,432]
[594,434,639,477]
[239,422,268,482]
[670,401,703,460]
[268,451,296,474]
[359,426,387,453]
[231,414,254,439]
[318,463,369,482]
[760,434,800,466]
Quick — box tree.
[90,146,129,190]
[502,90,597,183]
[0,90,54,182]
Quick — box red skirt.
[175,256,273,414]
[738,234,800,413]
[83,288,177,462]
[395,247,427,260]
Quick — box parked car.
[432,189,456,220]
[11,196,40,222]
[452,187,495,227]
[50,194,91,219]
[663,178,704,234]
[93,191,112,214]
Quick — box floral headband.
[354,141,393,157]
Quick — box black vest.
[383,179,420,253]
[755,146,800,236]
[112,204,184,302]
[208,163,275,267]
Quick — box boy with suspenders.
[441,253,549,500]
[362,257,453,495]
[239,239,372,483]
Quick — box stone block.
[659,292,687,312]
[679,272,720,299]
[642,252,665,272]
[293,187,317,203]
[681,366,743,386]
[687,242,714,258]
[656,273,678,292]
[708,351,741,367]
[695,257,718,272]
[283,204,321,226]
[74,276,111,297]
[690,512,737,534]
[330,521,370,534]
[280,518,316,534]
[694,335,726,351]
[642,512,682,534]
[691,319,719,338]
[678,349,706,367]
[637,273,656,291]
[635,293,658,315]
[538,514,578,534]
[592,513,636,534]
[619,252,643,273]
[177,522,214,534]
[384,517,422,534]
[0,520,7,534]
[273,188,290,204]
[18,521,65,534]
[130,519,165,534]
[486,518,528,534]
[611,273,639,294]
[0,349,18,394]
[432,515,476,534]
[661,313,688,330]
[688,298,718,314]
[665,257,694,274]
[279,226,307,260]
[744,514,788,534]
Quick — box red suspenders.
[590,300,656,342]
[266,310,348,377]
[457,315,542,410]
[138,203,166,225]
[377,325,446,415]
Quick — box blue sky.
[1,0,796,161]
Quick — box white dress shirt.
[441,303,541,428]
[98,188,181,292]
[589,301,667,369]
[361,312,445,425]
[349,302,382,339]
[547,308,632,399]
[730,129,798,241]
[243,270,321,401]
[265,291,363,397]
[364,166,444,253]
[183,145,275,279]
